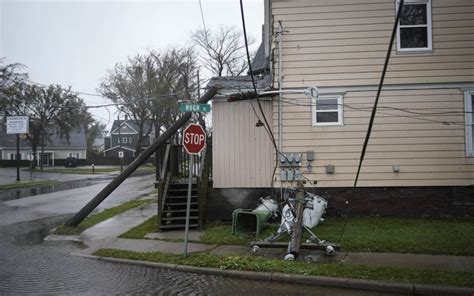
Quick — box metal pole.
[183,154,193,257]
[16,134,20,182]
[118,116,123,172]
[65,87,218,227]
[278,21,283,152]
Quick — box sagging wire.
[240,0,284,198]
[337,0,406,245]
[279,98,472,127]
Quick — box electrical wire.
[240,0,286,195]
[338,0,405,244]
[198,0,208,34]
[279,98,472,127]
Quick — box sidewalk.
[47,203,474,294]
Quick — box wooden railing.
[156,137,212,230]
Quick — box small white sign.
[118,151,124,158]
[7,116,29,134]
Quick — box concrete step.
[160,224,198,230]
[161,216,198,221]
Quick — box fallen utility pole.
[226,91,272,102]
[65,87,219,227]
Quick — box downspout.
[278,20,283,152]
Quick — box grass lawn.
[120,216,474,256]
[119,215,157,239]
[0,179,55,190]
[94,248,474,288]
[54,197,154,235]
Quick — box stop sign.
[182,123,207,155]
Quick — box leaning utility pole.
[65,87,219,227]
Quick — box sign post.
[7,116,29,182]
[182,123,207,257]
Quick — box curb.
[75,253,474,295]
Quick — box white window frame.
[396,0,432,53]
[465,91,474,157]
[122,137,128,144]
[311,95,343,127]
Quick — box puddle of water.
[0,178,112,202]
[0,169,155,202]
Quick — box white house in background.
[208,0,474,217]
[0,120,87,166]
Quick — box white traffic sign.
[7,116,29,134]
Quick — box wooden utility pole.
[65,87,219,227]
[288,181,305,258]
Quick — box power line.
[240,0,283,193]
[24,79,105,97]
[279,98,472,127]
[338,0,405,244]
[198,0,208,34]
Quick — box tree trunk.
[40,132,45,171]
[154,125,161,181]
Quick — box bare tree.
[192,26,253,77]
[99,47,199,155]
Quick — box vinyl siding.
[273,88,474,187]
[212,100,274,188]
[272,0,474,88]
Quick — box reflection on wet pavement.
[0,178,112,202]
[0,217,404,295]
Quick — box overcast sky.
[0,0,264,128]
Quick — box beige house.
[210,0,473,216]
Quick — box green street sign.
[179,103,211,113]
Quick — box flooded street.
[0,216,405,295]
[0,178,111,202]
[0,172,403,295]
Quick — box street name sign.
[6,116,29,134]
[179,103,211,113]
[182,123,206,155]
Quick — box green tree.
[82,112,107,161]
[0,59,27,114]
[4,83,87,170]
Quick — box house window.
[9,153,21,160]
[396,0,432,52]
[312,95,343,126]
[466,91,474,157]
[122,137,128,144]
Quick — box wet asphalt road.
[0,176,404,295]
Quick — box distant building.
[103,119,154,158]
[0,120,87,166]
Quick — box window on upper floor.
[465,91,474,157]
[396,0,432,52]
[312,95,343,126]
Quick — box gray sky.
[1,0,263,128]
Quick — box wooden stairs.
[159,181,199,231]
